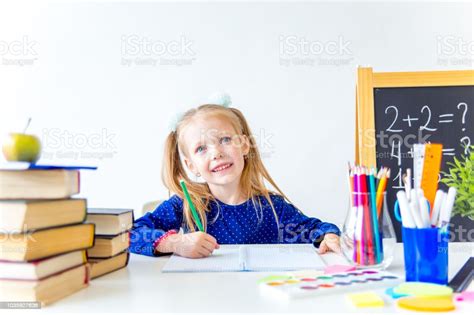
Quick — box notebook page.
[243,244,326,271]
[161,246,241,272]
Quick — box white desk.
[39,243,473,313]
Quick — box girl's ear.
[183,156,197,174]
[241,135,251,156]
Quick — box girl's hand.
[158,232,220,258]
[318,233,341,254]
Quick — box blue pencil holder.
[401,226,449,285]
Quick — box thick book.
[87,231,129,258]
[0,250,87,280]
[0,223,95,261]
[86,208,134,236]
[0,199,87,233]
[0,263,90,305]
[0,169,80,199]
[161,244,326,273]
[89,251,130,279]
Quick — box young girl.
[130,96,341,258]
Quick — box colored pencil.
[376,168,388,218]
[347,165,358,263]
[369,168,381,264]
[352,167,360,264]
[359,168,372,265]
[364,167,374,265]
[355,167,364,265]
[180,179,204,232]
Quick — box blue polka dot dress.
[129,194,340,257]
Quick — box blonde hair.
[162,104,291,232]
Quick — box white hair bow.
[169,92,232,132]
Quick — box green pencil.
[368,169,381,264]
[179,179,204,232]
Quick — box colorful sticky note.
[397,296,455,312]
[455,291,474,302]
[385,287,409,299]
[324,264,356,274]
[347,291,385,308]
[393,282,453,297]
[257,275,291,284]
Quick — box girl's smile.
[210,162,233,173]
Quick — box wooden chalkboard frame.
[355,67,474,166]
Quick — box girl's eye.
[220,136,232,144]
[196,145,207,154]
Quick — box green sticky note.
[347,291,385,308]
[393,282,453,297]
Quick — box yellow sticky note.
[397,296,455,312]
[347,291,385,308]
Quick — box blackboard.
[355,68,474,242]
[373,86,474,241]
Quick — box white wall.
[0,1,472,227]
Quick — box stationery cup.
[341,192,396,269]
[401,226,449,285]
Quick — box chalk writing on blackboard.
[374,86,472,202]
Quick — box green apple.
[2,133,42,162]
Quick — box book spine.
[124,251,130,266]
[84,263,90,284]
[81,199,88,223]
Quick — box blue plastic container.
[401,227,449,285]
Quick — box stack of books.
[0,168,95,305]
[86,208,133,279]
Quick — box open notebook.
[161,244,326,272]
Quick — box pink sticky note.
[456,291,474,302]
[324,264,356,274]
